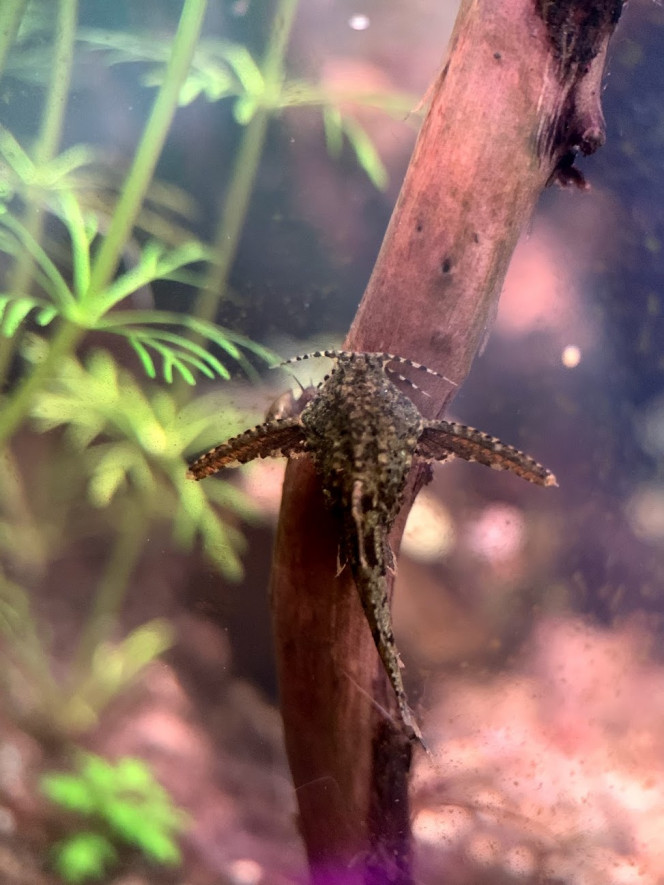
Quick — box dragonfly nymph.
[188,350,557,743]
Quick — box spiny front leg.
[187,418,307,480]
[415,420,557,487]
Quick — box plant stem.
[73,501,146,675]
[0,0,79,385]
[0,0,27,82]
[34,0,79,168]
[0,319,82,445]
[86,0,209,300]
[192,0,299,324]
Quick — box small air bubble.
[349,14,370,30]
[561,345,581,368]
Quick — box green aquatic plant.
[0,185,276,454]
[0,126,96,201]
[0,569,174,733]
[2,0,412,344]
[41,752,188,883]
[0,339,262,713]
[0,189,273,385]
[0,0,273,740]
[24,341,257,577]
[0,127,200,247]
[0,0,81,384]
[0,0,212,443]
[321,106,389,191]
[76,26,412,189]
[60,1,412,326]
[0,2,28,79]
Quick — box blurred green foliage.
[25,341,257,575]
[41,752,188,882]
[0,574,174,733]
[0,0,424,876]
[0,0,275,744]
[0,0,412,750]
[0,186,273,385]
[73,27,418,189]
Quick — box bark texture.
[270,1,623,882]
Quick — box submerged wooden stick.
[270,2,623,882]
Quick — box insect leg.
[416,421,557,487]
[187,418,307,480]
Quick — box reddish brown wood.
[270,2,623,882]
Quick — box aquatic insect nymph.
[188,351,556,742]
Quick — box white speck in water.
[228,858,263,885]
[349,14,370,30]
[561,344,581,368]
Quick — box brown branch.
[269,1,623,882]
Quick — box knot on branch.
[535,0,624,188]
